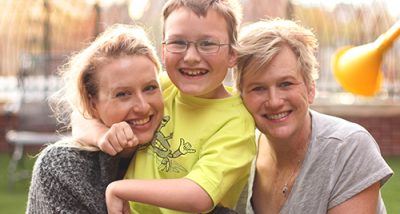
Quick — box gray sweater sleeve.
[26,145,121,214]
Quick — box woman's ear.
[308,81,316,104]
[89,95,100,119]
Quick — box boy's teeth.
[131,117,150,125]
[267,112,288,120]
[181,69,207,76]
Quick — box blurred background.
[0,0,399,213]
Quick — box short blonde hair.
[161,0,242,49]
[51,24,160,127]
[234,19,319,91]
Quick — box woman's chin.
[137,134,154,145]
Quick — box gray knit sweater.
[26,141,126,214]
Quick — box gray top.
[26,140,125,214]
[244,110,393,214]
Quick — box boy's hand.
[106,182,131,214]
[106,197,130,214]
[98,121,138,156]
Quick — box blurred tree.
[242,0,290,23]
[0,0,398,101]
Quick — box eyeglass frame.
[162,39,230,54]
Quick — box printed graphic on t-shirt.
[150,116,196,172]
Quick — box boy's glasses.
[162,39,229,54]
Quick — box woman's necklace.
[282,159,302,198]
[281,117,312,198]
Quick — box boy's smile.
[162,7,236,99]
[179,68,208,77]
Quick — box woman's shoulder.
[35,141,99,173]
[311,110,369,141]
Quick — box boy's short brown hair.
[161,0,242,48]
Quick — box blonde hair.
[234,19,319,91]
[161,0,242,49]
[51,24,161,129]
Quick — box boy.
[74,1,256,213]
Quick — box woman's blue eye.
[144,85,158,92]
[115,91,129,97]
[251,86,265,91]
[280,82,292,88]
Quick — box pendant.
[282,185,288,195]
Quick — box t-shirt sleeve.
[185,116,256,208]
[328,130,393,209]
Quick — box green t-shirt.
[125,74,256,214]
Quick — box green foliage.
[381,156,400,214]
[0,153,37,214]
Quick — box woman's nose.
[131,96,150,113]
[264,88,283,107]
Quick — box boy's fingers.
[115,127,129,149]
[103,144,118,156]
[127,137,139,148]
[113,122,135,148]
[98,136,117,156]
[122,125,137,147]
[100,125,123,154]
[99,121,138,155]
[108,131,124,153]
[106,123,126,153]
[123,201,131,214]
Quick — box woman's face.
[241,46,315,141]
[91,55,164,144]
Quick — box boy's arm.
[71,111,138,156]
[106,178,213,213]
